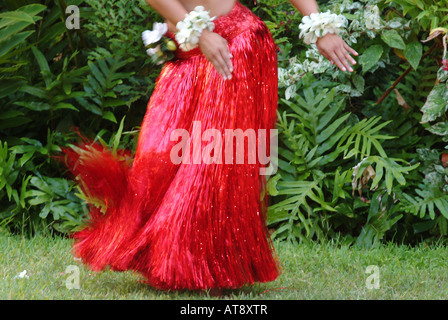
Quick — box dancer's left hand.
[199,29,233,80]
[316,33,358,72]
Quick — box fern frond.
[353,155,420,194]
[268,171,335,240]
[399,184,448,219]
[76,48,135,123]
[338,116,396,160]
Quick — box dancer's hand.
[316,33,358,72]
[199,29,234,80]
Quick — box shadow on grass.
[95,270,276,300]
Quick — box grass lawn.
[1,234,448,300]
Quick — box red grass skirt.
[60,0,280,290]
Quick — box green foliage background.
[1,0,448,248]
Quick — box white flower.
[179,41,198,52]
[141,22,168,47]
[192,19,215,33]
[176,20,188,32]
[146,44,161,56]
[176,6,215,51]
[153,22,168,36]
[188,6,206,21]
[175,27,192,45]
[299,11,348,45]
[193,5,205,13]
[13,270,29,279]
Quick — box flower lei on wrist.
[175,6,216,52]
[142,22,177,65]
[299,11,348,45]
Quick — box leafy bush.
[268,74,419,246]
[0,0,161,236]
[262,0,448,247]
[1,0,448,247]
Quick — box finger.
[336,48,353,72]
[318,50,332,63]
[219,47,233,78]
[212,53,230,80]
[212,60,227,80]
[329,52,346,72]
[345,52,357,66]
[343,44,357,65]
[344,42,359,56]
[323,53,335,66]
[216,39,232,78]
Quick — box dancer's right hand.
[199,29,234,81]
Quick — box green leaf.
[0,116,32,129]
[267,208,290,225]
[352,74,365,93]
[112,116,126,155]
[31,46,53,88]
[13,101,51,111]
[39,203,51,218]
[0,79,24,98]
[19,85,48,99]
[316,113,351,144]
[54,103,79,111]
[381,30,406,50]
[421,84,448,123]
[75,97,102,115]
[19,175,32,208]
[0,21,33,43]
[103,99,128,107]
[401,184,448,220]
[0,110,23,120]
[437,67,448,82]
[426,122,448,137]
[359,45,384,73]
[0,30,34,57]
[63,82,72,95]
[18,152,34,167]
[0,11,35,24]
[88,60,107,88]
[16,4,47,16]
[266,174,281,197]
[413,220,437,234]
[404,41,423,70]
[102,111,117,123]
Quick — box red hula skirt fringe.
[60,0,281,290]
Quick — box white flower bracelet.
[175,6,216,52]
[299,11,348,45]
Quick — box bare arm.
[289,0,358,72]
[288,0,319,16]
[145,0,189,28]
[145,0,233,80]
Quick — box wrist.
[198,29,213,44]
